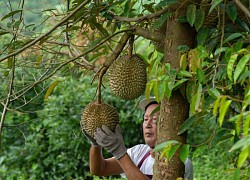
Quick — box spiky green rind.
[108,55,147,100]
[81,102,119,138]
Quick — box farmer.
[82,97,193,179]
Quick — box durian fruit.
[108,54,147,100]
[81,101,119,138]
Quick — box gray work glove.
[80,121,99,147]
[94,125,127,160]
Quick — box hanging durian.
[81,101,119,138]
[107,54,147,100]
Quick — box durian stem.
[128,35,134,58]
[97,33,131,104]
[104,33,131,67]
[97,67,105,104]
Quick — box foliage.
[0,0,250,179]
[0,76,142,179]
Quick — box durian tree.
[0,0,249,179]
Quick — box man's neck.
[150,148,155,158]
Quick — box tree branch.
[130,26,165,42]
[111,6,170,22]
[234,0,250,19]
[0,29,133,104]
[0,58,15,150]
[0,0,91,63]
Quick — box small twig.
[0,29,133,104]
[97,68,105,104]
[0,58,15,150]
[111,6,170,22]
[234,0,250,19]
[91,66,104,85]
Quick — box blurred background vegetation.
[0,0,250,179]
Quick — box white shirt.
[121,144,193,179]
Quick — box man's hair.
[144,101,158,112]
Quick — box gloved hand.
[80,121,99,147]
[94,125,127,160]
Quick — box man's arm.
[89,145,123,176]
[89,146,149,179]
[117,153,150,180]
[94,125,150,179]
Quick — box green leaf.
[179,53,188,70]
[154,80,159,102]
[223,33,243,44]
[238,70,250,82]
[186,4,196,26]
[218,98,232,126]
[234,54,250,82]
[7,57,14,69]
[44,80,61,100]
[213,96,221,116]
[229,112,250,122]
[196,68,205,83]
[153,140,180,152]
[145,81,154,99]
[178,71,192,78]
[150,53,162,76]
[153,12,171,29]
[194,9,205,30]
[178,113,203,135]
[177,45,190,53]
[244,114,250,136]
[192,145,207,158]
[230,135,250,151]
[212,129,234,145]
[1,10,23,20]
[150,106,160,116]
[35,54,43,66]
[234,41,243,52]
[124,0,131,17]
[238,147,249,167]
[164,79,173,100]
[190,82,202,114]
[208,88,221,98]
[197,28,208,45]
[92,21,109,37]
[233,168,241,180]
[168,144,180,160]
[235,114,243,136]
[180,144,190,163]
[214,47,230,56]
[155,0,177,10]
[173,78,188,90]
[227,53,238,81]
[226,3,237,22]
[209,0,223,14]
[186,80,197,104]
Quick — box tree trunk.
[153,1,197,179]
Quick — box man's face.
[143,103,159,148]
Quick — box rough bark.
[153,0,197,179]
[154,91,189,179]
